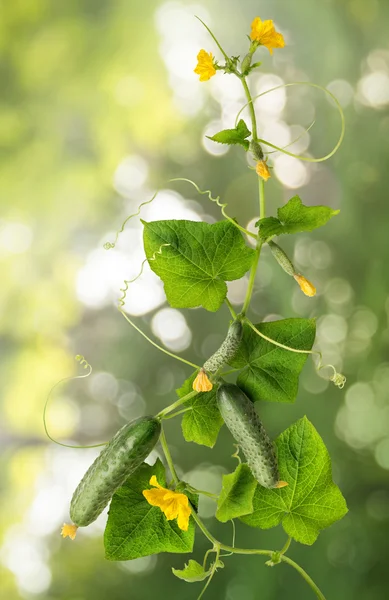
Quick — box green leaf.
[172,558,224,582]
[172,560,209,582]
[230,318,316,403]
[143,219,255,312]
[216,463,257,522]
[256,195,340,240]
[206,119,251,150]
[240,417,348,545]
[178,373,224,448]
[104,459,197,561]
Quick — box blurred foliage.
[1,0,389,599]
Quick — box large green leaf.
[240,417,348,545]
[207,119,251,150]
[216,463,257,522]
[104,459,197,560]
[257,195,339,240]
[143,219,255,312]
[178,373,223,448]
[230,319,316,403]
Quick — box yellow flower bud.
[294,274,316,297]
[192,369,213,392]
[61,523,78,540]
[274,480,289,489]
[194,49,216,82]
[256,159,271,181]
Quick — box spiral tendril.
[104,177,257,253]
[235,82,345,163]
[104,189,159,250]
[43,355,108,449]
[266,119,316,155]
[74,354,92,371]
[244,318,346,390]
[231,444,242,464]
[118,244,171,308]
[170,178,256,239]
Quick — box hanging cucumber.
[216,384,287,489]
[62,416,161,539]
[203,320,243,373]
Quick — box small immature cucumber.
[268,241,295,277]
[70,416,161,527]
[203,320,243,373]
[217,384,281,489]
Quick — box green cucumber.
[217,384,281,489]
[203,320,243,373]
[70,416,161,527]
[268,241,296,276]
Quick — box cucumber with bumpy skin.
[268,241,296,276]
[217,384,284,489]
[203,320,243,373]
[70,416,161,527]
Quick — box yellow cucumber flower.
[294,273,316,297]
[275,480,289,488]
[256,159,271,181]
[61,523,78,540]
[194,49,216,82]
[143,476,191,531]
[193,369,213,392]
[250,17,285,55]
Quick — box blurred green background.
[1,0,389,598]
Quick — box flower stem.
[258,176,266,219]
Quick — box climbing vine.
[53,15,348,600]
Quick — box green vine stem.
[157,389,197,419]
[242,179,265,316]
[238,70,266,317]
[241,76,258,140]
[225,297,238,319]
[159,425,327,600]
[280,536,292,555]
[280,555,326,600]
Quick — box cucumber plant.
[55,14,350,600]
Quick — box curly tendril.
[104,189,160,250]
[118,244,171,308]
[74,354,91,370]
[231,444,241,464]
[170,178,256,239]
[244,318,346,389]
[266,119,316,155]
[43,355,108,449]
[119,309,201,370]
[235,82,345,163]
[104,179,255,252]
